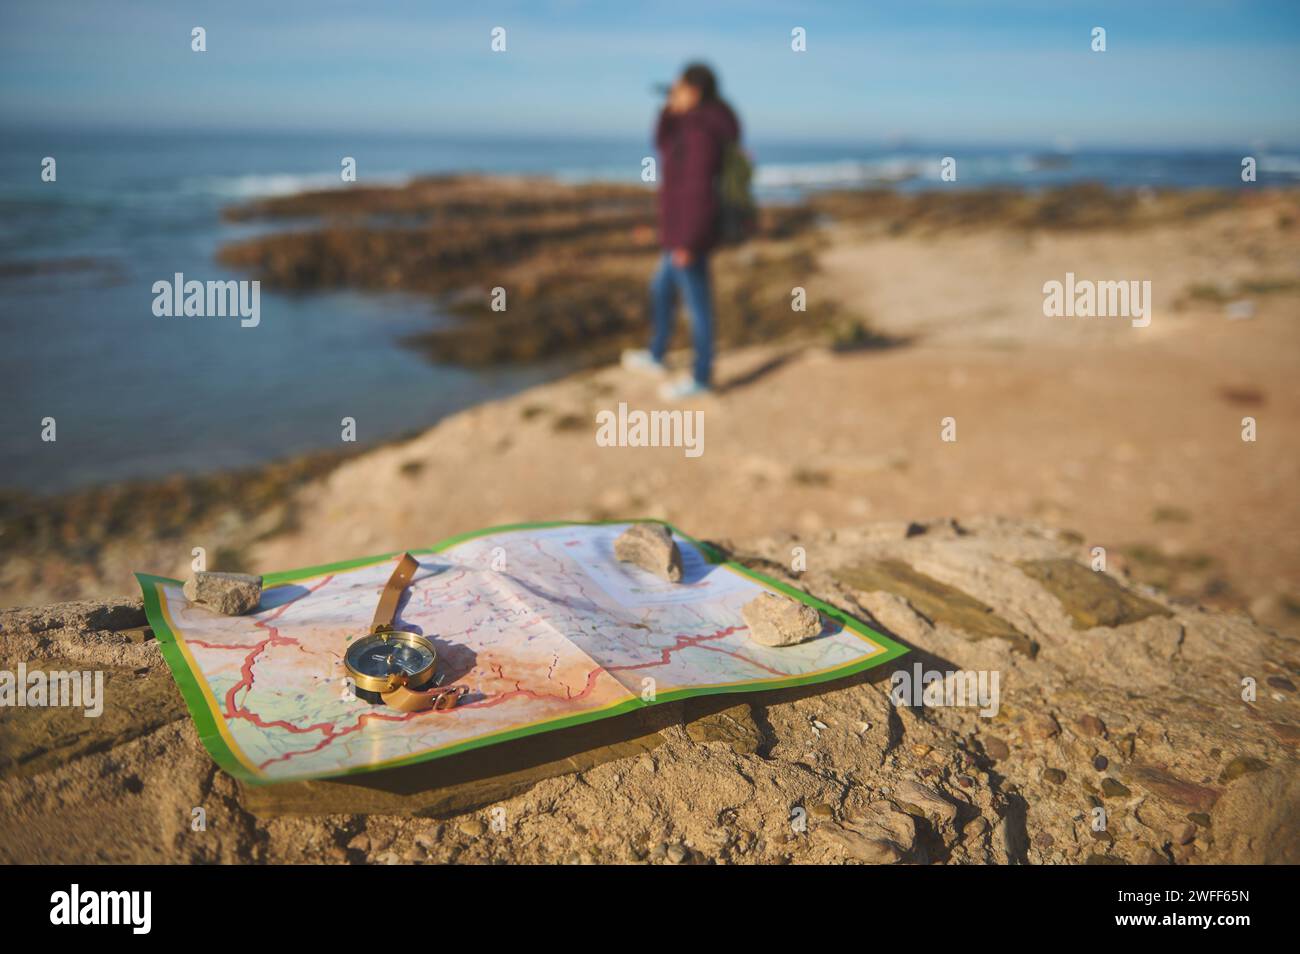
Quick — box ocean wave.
[751,153,1059,190]
[754,159,924,189]
[179,171,413,199]
[1258,154,1300,177]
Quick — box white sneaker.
[659,376,711,401]
[621,348,668,376]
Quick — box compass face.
[345,632,436,684]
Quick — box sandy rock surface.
[2,517,1295,864]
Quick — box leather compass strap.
[381,683,469,713]
[370,552,420,634]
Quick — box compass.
[342,552,467,712]
[344,629,437,699]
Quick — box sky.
[2,0,1298,147]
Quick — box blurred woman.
[623,63,740,399]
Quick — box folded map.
[136,521,907,784]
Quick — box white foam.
[181,171,414,199]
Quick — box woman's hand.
[671,248,693,268]
[667,79,700,114]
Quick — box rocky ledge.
[1,517,1295,864]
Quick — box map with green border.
[136,521,907,784]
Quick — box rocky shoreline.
[6,181,1291,617]
[218,174,834,367]
[216,177,1251,366]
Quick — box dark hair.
[681,62,719,102]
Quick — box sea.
[1,129,1296,494]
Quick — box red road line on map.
[460,663,606,711]
[242,605,782,772]
[256,704,451,769]
[221,574,334,723]
[187,639,264,650]
[684,643,789,676]
[603,624,787,677]
[270,658,612,769]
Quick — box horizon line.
[4,122,1297,154]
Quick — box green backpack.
[716,143,758,246]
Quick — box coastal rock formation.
[2,517,1295,865]
[215,175,829,368]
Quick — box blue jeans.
[649,252,714,387]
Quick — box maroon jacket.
[655,99,741,256]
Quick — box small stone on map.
[183,571,262,615]
[741,591,822,647]
[613,523,683,582]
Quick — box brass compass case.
[343,629,438,694]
